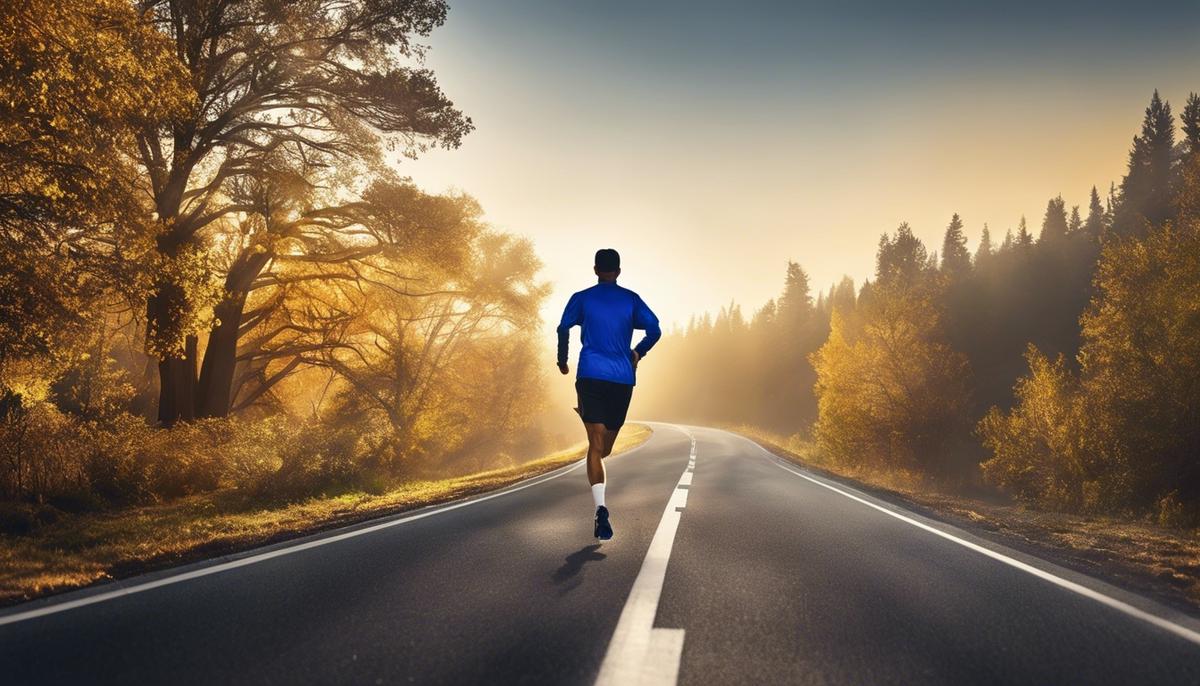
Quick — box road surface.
[2,424,1199,684]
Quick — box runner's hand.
[558,362,569,375]
[631,350,641,370]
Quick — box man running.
[557,248,661,541]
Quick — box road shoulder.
[0,424,652,607]
[731,427,1200,620]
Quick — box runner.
[556,248,661,540]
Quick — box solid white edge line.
[0,431,658,627]
[595,423,693,686]
[724,430,1200,649]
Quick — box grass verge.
[728,424,1200,617]
[0,424,652,607]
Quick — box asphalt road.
[3,423,1200,685]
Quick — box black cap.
[595,248,620,272]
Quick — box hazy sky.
[398,1,1200,333]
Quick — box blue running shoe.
[594,506,613,540]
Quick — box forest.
[639,89,1200,526]
[1,0,551,528]
[5,0,1200,536]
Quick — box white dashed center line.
[596,425,696,686]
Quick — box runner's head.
[594,248,620,282]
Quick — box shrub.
[0,391,90,505]
[0,392,308,509]
[978,347,1090,509]
[256,420,367,499]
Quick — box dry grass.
[0,424,651,606]
[729,424,1200,615]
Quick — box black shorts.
[576,378,634,431]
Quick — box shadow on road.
[551,544,606,594]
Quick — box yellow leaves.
[978,346,1090,508]
[981,215,1200,513]
[39,179,62,199]
[2,0,194,239]
[814,282,971,475]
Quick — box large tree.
[815,224,972,478]
[1113,90,1175,237]
[134,0,472,424]
[223,181,487,415]
[813,283,972,478]
[0,0,191,370]
[311,231,548,471]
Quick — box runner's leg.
[584,421,607,486]
[601,427,621,457]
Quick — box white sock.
[591,482,606,509]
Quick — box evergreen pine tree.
[1115,90,1175,235]
[1068,205,1082,234]
[941,213,971,277]
[1016,216,1033,248]
[1084,186,1105,239]
[1040,196,1069,243]
[975,223,993,264]
[1001,228,1014,251]
[1182,92,1200,156]
[1176,93,1200,221]
[778,261,813,324]
[1106,182,1118,228]
[876,223,929,287]
[751,299,776,328]
[857,279,875,309]
[728,302,745,331]
[830,276,856,314]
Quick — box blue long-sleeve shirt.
[557,281,661,386]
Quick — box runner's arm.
[556,293,582,367]
[631,295,661,359]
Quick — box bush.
[0,501,60,535]
[85,413,157,504]
[0,383,528,513]
[978,347,1091,509]
[255,420,367,499]
[0,391,90,505]
[1157,491,1200,529]
[0,392,322,508]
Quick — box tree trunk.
[195,250,273,418]
[150,277,198,426]
[156,336,198,426]
[195,297,243,418]
[148,139,199,426]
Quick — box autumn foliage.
[643,90,1200,523]
[0,0,547,525]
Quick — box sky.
[396,0,1200,334]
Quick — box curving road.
[2,424,1200,685]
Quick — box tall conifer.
[941,213,971,277]
[1114,90,1175,235]
[975,223,994,264]
[1084,186,1105,240]
[1040,196,1069,243]
[1016,216,1033,248]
